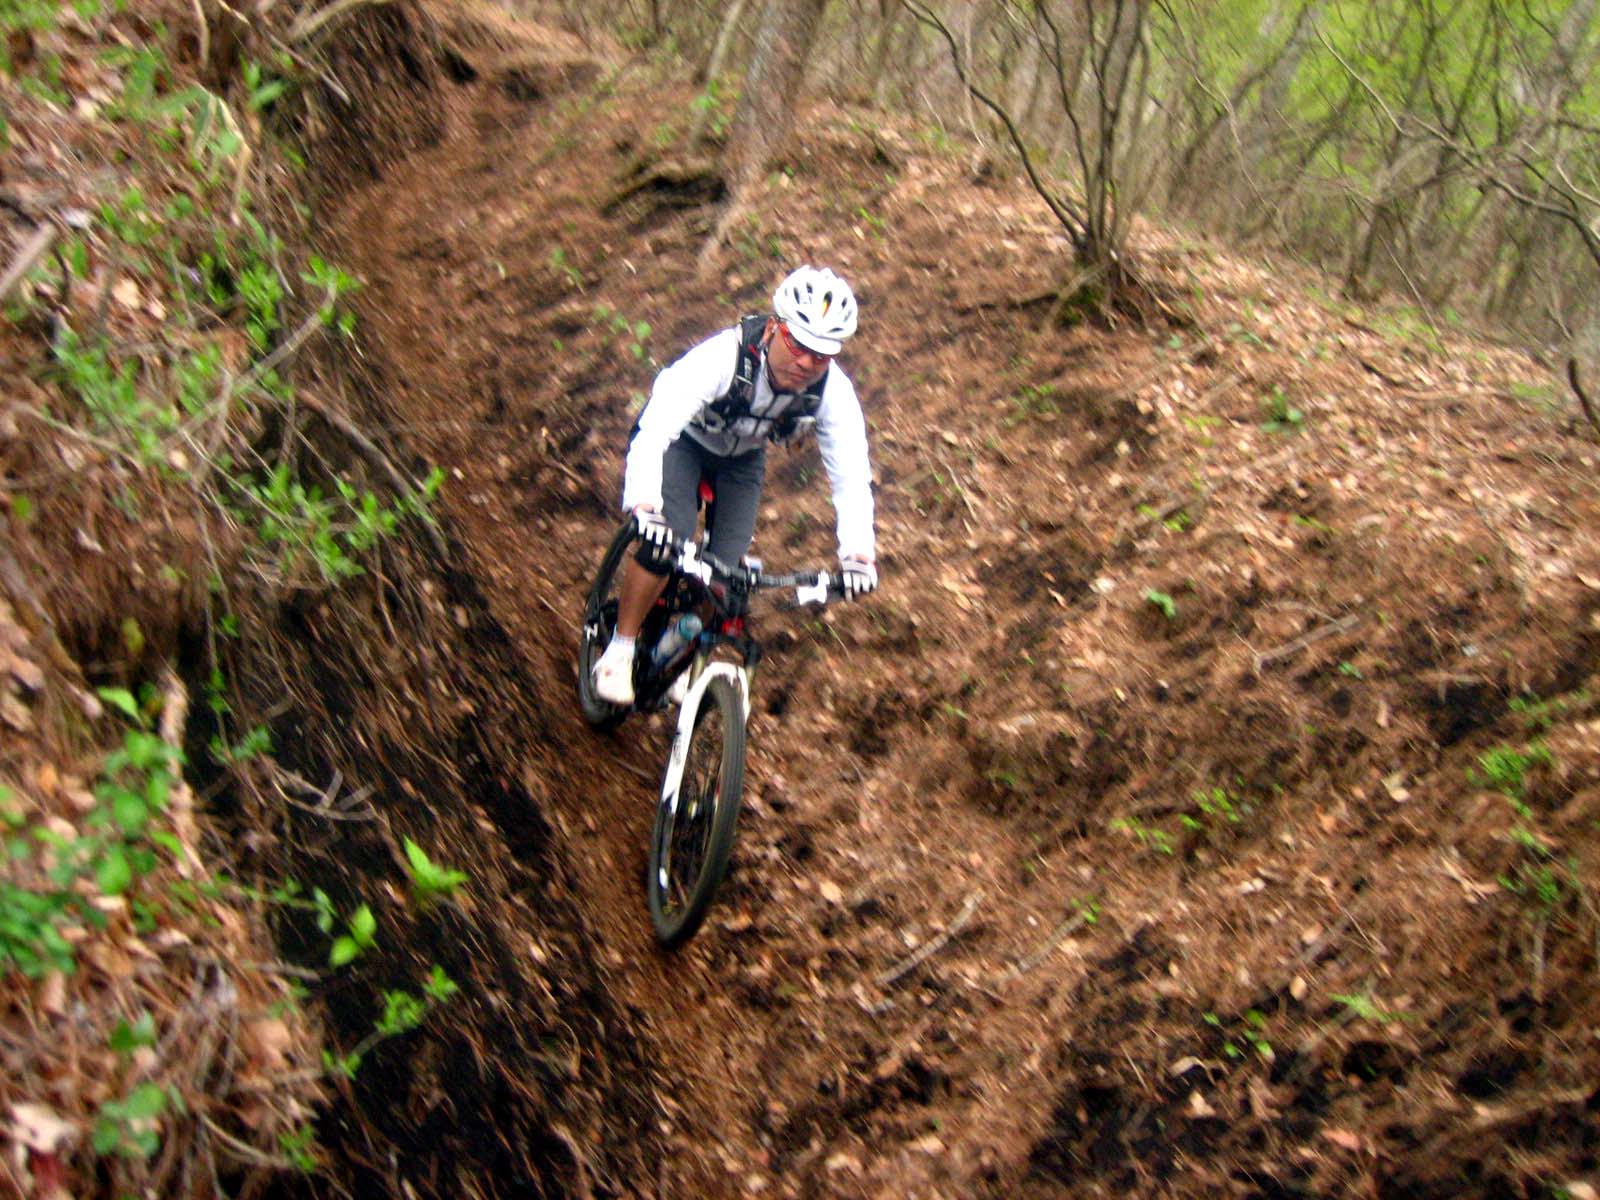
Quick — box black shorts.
[637,434,767,574]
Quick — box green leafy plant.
[322,965,459,1079]
[1181,785,1252,838]
[1508,690,1592,734]
[1331,991,1413,1024]
[1005,383,1060,426]
[402,836,469,904]
[1469,742,1552,799]
[110,1011,159,1054]
[2,686,189,978]
[689,77,731,138]
[855,205,887,238]
[1142,588,1178,620]
[1110,815,1174,856]
[278,1124,320,1173]
[548,246,584,288]
[302,255,361,336]
[592,301,653,362]
[326,901,376,968]
[93,1083,175,1160]
[1205,1009,1273,1061]
[242,59,288,112]
[1260,385,1304,433]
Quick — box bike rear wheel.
[649,674,746,947]
[576,522,635,730]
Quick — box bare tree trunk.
[726,0,830,193]
[695,0,751,85]
[687,0,751,149]
[701,0,829,269]
[873,3,915,108]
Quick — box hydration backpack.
[700,314,828,445]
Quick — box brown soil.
[7,3,1600,1198]
[301,7,1600,1197]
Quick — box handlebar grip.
[794,576,831,606]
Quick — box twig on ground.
[0,223,58,303]
[190,0,209,67]
[199,1115,293,1170]
[159,669,206,877]
[1253,613,1362,672]
[874,890,984,991]
[1003,908,1090,982]
[289,0,395,42]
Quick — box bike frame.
[656,657,747,840]
[580,520,847,945]
[654,539,833,822]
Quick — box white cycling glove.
[840,557,878,600]
[633,506,673,549]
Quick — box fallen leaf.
[1322,1128,1365,1153]
[37,972,67,1016]
[10,1103,75,1153]
[818,880,843,905]
[7,654,43,691]
[912,1134,945,1154]
[1,693,33,732]
[1186,1090,1216,1118]
[112,277,142,309]
[245,1018,294,1073]
[825,1153,861,1174]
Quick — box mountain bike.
[576,518,844,947]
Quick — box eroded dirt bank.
[306,4,1600,1197]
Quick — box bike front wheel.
[648,674,746,948]
[576,521,635,730]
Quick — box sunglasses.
[775,322,833,365]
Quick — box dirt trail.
[324,9,1600,1198]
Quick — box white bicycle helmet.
[772,266,858,355]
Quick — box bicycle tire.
[648,674,746,947]
[576,522,635,730]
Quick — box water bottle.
[651,613,702,667]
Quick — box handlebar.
[640,523,846,604]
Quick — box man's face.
[767,321,833,392]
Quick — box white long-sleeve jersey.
[621,326,877,563]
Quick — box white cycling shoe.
[592,640,636,706]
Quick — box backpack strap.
[704,314,827,443]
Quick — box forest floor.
[317,6,1600,1197]
[6,2,1600,1198]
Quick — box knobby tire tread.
[649,674,746,948]
[577,522,635,730]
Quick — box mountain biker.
[591,265,879,706]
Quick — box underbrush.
[1,3,458,1193]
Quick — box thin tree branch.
[1566,357,1600,440]
[900,0,1086,242]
